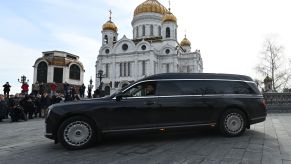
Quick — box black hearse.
[45,73,266,149]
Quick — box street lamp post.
[96,70,105,97]
[96,70,105,89]
[18,75,29,85]
[88,78,94,98]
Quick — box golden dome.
[162,11,177,23]
[102,21,118,32]
[134,0,168,16]
[264,76,272,83]
[180,36,191,47]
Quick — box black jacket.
[3,84,11,92]
[0,100,8,118]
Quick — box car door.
[154,80,212,127]
[103,81,160,131]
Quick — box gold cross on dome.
[109,10,112,21]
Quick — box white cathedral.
[96,0,203,95]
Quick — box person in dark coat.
[3,82,11,98]
[40,93,51,118]
[51,95,57,104]
[20,95,34,119]
[79,84,86,98]
[39,82,45,95]
[0,94,8,122]
[9,94,27,122]
[63,82,69,98]
[7,95,24,122]
[7,95,17,122]
[93,89,100,98]
[33,94,42,118]
[71,86,76,100]
[32,81,40,96]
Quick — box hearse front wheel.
[57,116,97,150]
[219,109,247,137]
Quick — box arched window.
[158,26,161,36]
[113,36,116,44]
[69,64,80,80]
[104,35,108,44]
[166,27,170,38]
[150,25,153,36]
[142,25,145,36]
[136,27,139,38]
[37,61,47,83]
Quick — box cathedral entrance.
[53,68,63,83]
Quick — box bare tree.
[256,38,290,92]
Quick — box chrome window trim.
[123,96,158,99]
[139,79,256,83]
[116,94,263,100]
[157,94,263,98]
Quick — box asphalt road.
[1,114,291,164]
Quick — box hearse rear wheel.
[57,116,98,150]
[219,109,247,137]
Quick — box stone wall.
[264,93,291,112]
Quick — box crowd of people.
[0,82,87,123]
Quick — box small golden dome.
[264,76,272,83]
[162,11,177,23]
[102,21,118,32]
[134,0,168,16]
[180,37,191,47]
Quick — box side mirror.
[116,93,123,101]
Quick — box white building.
[96,0,203,95]
[33,51,85,90]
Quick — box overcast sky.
[1,0,291,94]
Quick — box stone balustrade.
[263,93,291,105]
[263,93,291,112]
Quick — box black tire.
[57,116,98,150]
[219,109,247,137]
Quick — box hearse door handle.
[144,101,155,106]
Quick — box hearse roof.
[141,73,253,81]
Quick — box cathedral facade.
[96,0,203,95]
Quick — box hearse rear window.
[157,80,257,96]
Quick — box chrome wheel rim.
[224,113,243,134]
[64,121,92,146]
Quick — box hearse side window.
[207,81,256,94]
[248,83,261,94]
[157,80,256,96]
[157,80,216,96]
[157,81,184,96]
[123,82,156,97]
[229,81,256,94]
